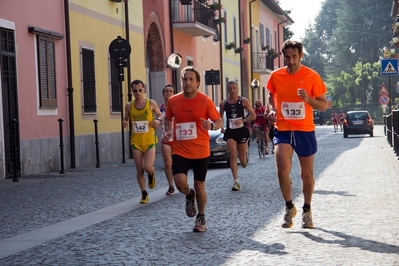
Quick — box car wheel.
[226,160,230,168]
[370,131,374,137]
[343,131,348,138]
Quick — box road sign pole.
[389,76,392,114]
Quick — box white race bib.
[281,102,305,120]
[133,121,149,133]
[176,122,197,140]
[229,117,244,129]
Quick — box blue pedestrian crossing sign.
[381,59,398,76]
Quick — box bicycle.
[257,125,266,159]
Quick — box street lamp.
[350,38,365,109]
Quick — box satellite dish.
[251,79,260,89]
[166,53,182,70]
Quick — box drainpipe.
[249,0,256,104]
[219,0,224,99]
[169,0,178,89]
[64,0,76,168]
[124,0,133,159]
[277,19,288,68]
[238,0,244,97]
[125,0,132,102]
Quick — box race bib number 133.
[281,102,305,120]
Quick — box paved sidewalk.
[0,126,398,265]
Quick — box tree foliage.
[300,0,394,111]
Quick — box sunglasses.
[133,89,143,93]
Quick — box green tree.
[284,26,294,41]
[301,0,393,109]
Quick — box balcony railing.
[252,53,275,73]
[171,0,216,37]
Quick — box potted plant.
[261,45,270,51]
[208,2,222,11]
[235,47,243,53]
[225,42,235,50]
[268,48,281,59]
[243,37,251,44]
[214,16,226,24]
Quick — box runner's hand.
[200,118,212,130]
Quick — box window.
[82,48,96,113]
[266,27,270,47]
[110,57,121,112]
[260,23,264,47]
[37,36,57,107]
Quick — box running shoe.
[193,216,207,232]
[231,180,241,191]
[302,210,314,229]
[282,204,297,228]
[140,193,149,204]
[166,186,175,196]
[185,188,197,217]
[241,158,248,168]
[148,173,156,189]
[265,147,270,154]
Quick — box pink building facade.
[0,1,68,178]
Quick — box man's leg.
[161,144,174,188]
[143,146,156,175]
[298,154,315,228]
[132,149,145,191]
[275,143,297,228]
[253,125,260,142]
[194,179,206,215]
[297,155,315,206]
[174,173,190,195]
[227,139,242,191]
[143,146,156,189]
[274,143,294,201]
[237,141,248,166]
[226,139,238,180]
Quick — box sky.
[278,0,324,41]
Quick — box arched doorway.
[145,22,166,108]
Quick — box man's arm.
[123,102,131,128]
[218,100,225,127]
[212,118,223,130]
[150,99,162,119]
[268,94,277,123]
[242,97,256,122]
[150,99,162,128]
[307,94,328,112]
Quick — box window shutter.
[38,36,57,108]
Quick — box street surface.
[0,125,398,265]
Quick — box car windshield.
[348,112,367,120]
